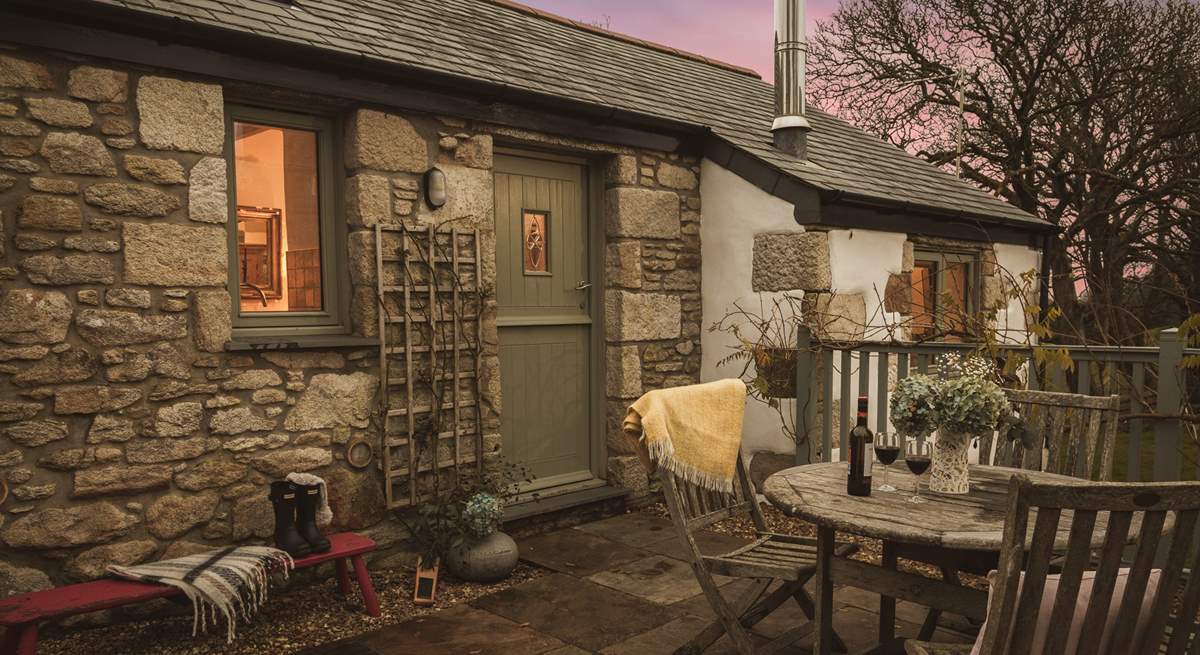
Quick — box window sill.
[226,335,377,352]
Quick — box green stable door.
[494,154,594,493]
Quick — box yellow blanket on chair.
[622,378,746,494]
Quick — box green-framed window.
[911,250,979,341]
[224,105,345,336]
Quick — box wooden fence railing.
[793,328,1198,482]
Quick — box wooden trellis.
[375,223,484,509]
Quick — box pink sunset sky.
[519,0,839,82]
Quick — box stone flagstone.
[586,554,735,605]
[470,573,677,652]
[572,512,677,547]
[517,526,648,577]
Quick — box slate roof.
[64,0,1045,228]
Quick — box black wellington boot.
[269,481,312,558]
[294,483,331,553]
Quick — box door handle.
[574,281,593,291]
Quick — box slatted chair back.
[660,453,765,545]
[977,475,1200,655]
[979,389,1121,481]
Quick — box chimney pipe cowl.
[772,0,811,159]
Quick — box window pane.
[911,261,936,337]
[234,121,322,313]
[943,261,970,335]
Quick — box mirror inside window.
[234,121,322,313]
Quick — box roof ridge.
[482,0,763,80]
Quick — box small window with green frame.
[225,105,345,336]
[910,250,980,341]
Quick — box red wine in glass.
[905,439,932,504]
[905,456,931,475]
[874,432,900,492]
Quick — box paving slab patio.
[297,512,981,654]
[300,605,565,655]
[587,554,734,604]
[470,572,680,651]
[520,526,651,576]
[572,512,678,547]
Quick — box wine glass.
[874,432,900,492]
[905,439,932,504]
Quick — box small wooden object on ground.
[0,532,379,655]
[412,557,439,606]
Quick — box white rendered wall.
[700,158,1041,458]
[993,243,1040,343]
[700,159,800,455]
[827,228,909,338]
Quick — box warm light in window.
[234,121,322,313]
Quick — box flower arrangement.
[886,353,1011,437]
[935,374,1010,436]
[888,374,941,438]
[889,353,1014,494]
[936,352,1001,383]
[461,492,504,540]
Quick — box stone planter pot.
[446,531,519,583]
[930,431,971,494]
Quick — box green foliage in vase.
[935,374,1010,436]
[462,492,504,539]
[888,374,941,438]
[395,455,532,562]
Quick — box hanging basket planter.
[753,347,799,398]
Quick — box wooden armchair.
[906,475,1200,655]
[895,391,1123,640]
[660,454,857,654]
[979,389,1122,481]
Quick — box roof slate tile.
[66,0,1041,226]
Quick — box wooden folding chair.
[660,454,858,654]
[905,475,1200,655]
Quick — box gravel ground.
[38,563,543,655]
[28,496,1009,654]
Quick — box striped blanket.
[108,546,293,643]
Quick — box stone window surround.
[223,104,348,338]
[892,234,999,340]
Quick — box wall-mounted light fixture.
[424,166,447,209]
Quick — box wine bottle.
[847,395,873,496]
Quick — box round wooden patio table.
[762,462,1095,655]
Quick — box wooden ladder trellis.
[375,223,484,509]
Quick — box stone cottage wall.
[0,42,700,593]
[0,48,390,596]
[603,153,702,496]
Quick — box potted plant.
[397,455,532,595]
[933,353,1011,493]
[931,374,1009,493]
[889,355,1011,494]
[710,295,806,400]
[445,492,519,582]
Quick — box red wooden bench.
[0,532,379,655]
